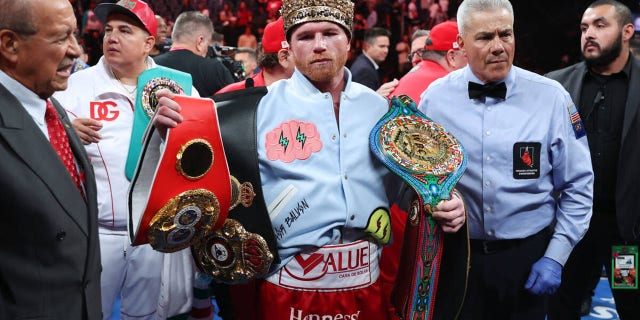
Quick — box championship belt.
[128,95,230,253]
[125,66,193,180]
[369,95,467,320]
[190,87,277,283]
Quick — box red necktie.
[45,100,84,196]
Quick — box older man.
[151,0,465,318]
[53,1,175,319]
[419,0,594,319]
[0,0,101,318]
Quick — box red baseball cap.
[262,18,288,54]
[95,0,158,37]
[425,21,459,51]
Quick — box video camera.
[207,45,246,82]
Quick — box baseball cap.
[95,0,158,37]
[425,21,459,51]
[262,18,288,54]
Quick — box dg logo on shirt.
[90,101,119,121]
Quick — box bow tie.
[468,81,507,100]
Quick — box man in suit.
[349,27,391,90]
[546,1,640,319]
[0,0,101,319]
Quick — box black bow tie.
[468,81,507,100]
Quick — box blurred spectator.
[236,1,252,29]
[391,21,467,104]
[350,27,391,90]
[409,29,430,66]
[234,47,258,78]
[237,25,258,50]
[150,15,169,57]
[218,2,236,28]
[396,33,412,75]
[426,0,449,29]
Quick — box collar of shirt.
[96,55,158,98]
[0,69,48,138]
[363,53,379,70]
[289,67,353,96]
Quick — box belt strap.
[125,66,193,180]
[213,87,280,266]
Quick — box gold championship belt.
[128,96,230,252]
[370,95,467,320]
[126,67,192,180]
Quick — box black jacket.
[546,57,640,241]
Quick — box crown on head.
[280,0,354,38]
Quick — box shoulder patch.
[567,103,586,139]
[265,120,323,162]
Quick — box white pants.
[100,231,163,320]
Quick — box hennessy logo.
[289,308,361,320]
[117,0,137,10]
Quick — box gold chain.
[109,65,136,97]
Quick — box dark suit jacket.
[546,58,640,241]
[349,54,380,91]
[153,49,235,97]
[0,84,102,319]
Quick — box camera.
[207,45,246,82]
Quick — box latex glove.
[525,256,562,295]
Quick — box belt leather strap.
[125,66,193,180]
[212,87,280,265]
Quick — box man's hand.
[152,88,184,140]
[525,256,562,295]
[431,192,465,233]
[72,118,102,145]
[377,78,399,97]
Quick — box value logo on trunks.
[269,240,379,291]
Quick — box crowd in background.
[68,0,640,84]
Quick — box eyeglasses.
[407,49,425,61]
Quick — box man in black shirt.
[154,11,234,97]
[546,1,640,319]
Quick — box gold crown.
[280,0,354,38]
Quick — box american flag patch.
[567,103,586,139]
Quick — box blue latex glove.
[525,256,562,295]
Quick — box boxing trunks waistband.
[265,240,380,291]
[470,227,550,255]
